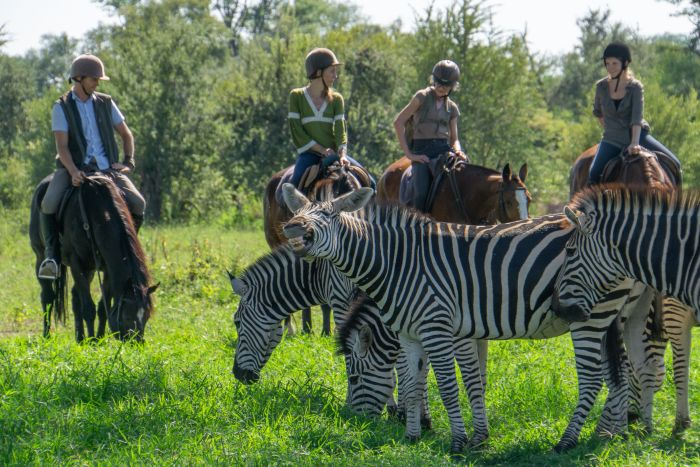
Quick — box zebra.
[554,186,700,434]
[281,183,645,453]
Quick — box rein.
[442,156,470,224]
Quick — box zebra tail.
[605,319,623,387]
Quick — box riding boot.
[37,212,60,280]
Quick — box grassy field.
[0,208,698,465]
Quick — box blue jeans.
[588,130,680,184]
[290,152,375,189]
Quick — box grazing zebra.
[281,183,643,453]
[554,186,700,433]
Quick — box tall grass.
[0,222,698,465]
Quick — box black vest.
[56,91,120,170]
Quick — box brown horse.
[568,144,679,196]
[264,164,366,335]
[377,156,531,224]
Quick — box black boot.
[37,212,60,280]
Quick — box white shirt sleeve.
[111,100,125,126]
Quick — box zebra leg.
[595,322,629,439]
[666,302,695,434]
[554,323,607,452]
[321,304,332,336]
[398,335,429,442]
[284,315,296,336]
[422,331,468,454]
[477,339,488,388]
[455,337,489,448]
[395,344,432,429]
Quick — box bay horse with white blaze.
[29,174,158,342]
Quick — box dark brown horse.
[29,174,158,342]
[377,156,531,224]
[569,144,679,196]
[264,164,366,335]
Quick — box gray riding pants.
[41,168,146,216]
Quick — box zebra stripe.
[281,185,641,452]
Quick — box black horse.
[29,174,158,342]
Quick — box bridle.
[496,183,529,222]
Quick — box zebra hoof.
[673,418,691,436]
[552,439,577,453]
[450,434,468,454]
[405,433,421,443]
[467,433,489,449]
[421,415,432,430]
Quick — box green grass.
[0,214,698,465]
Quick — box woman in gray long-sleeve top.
[588,42,680,184]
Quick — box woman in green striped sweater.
[287,48,373,192]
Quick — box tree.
[665,0,700,55]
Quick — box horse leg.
[39,278,55,338]
[302,308,312,334]
[72,270,96,342]
[71,285,85,343]
[96,279,111,339]
[321,304,332,336]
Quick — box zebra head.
[229,273,285,384]
[337,294,400,416]
[552,204,628,321]
[281,183,374,258]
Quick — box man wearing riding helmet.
[588,41,680,185]
[287,47,373,193]
[37,54,146,280]
[393,59,467,213]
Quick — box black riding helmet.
[432,60,460,86]
[602,42,631,92]
[305,48,341,80]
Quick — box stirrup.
[37,258,60,280]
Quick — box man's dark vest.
[56,91,120,170]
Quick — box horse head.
[497,163,531,222]
[110,279,159,342]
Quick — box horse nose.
[282,222,307,239]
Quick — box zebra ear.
[358,324,373,352]
[282,183,310,213]
[331,187,374,213]
[563,206,583,229]
[231,277,248,296]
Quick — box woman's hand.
[453,149,469,161]
[627,144,642,155]
[407,153,430,164]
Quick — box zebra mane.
[343,201,438,234]
[569,184,700,217]
[335,291,376,356]
[238,244,298,284]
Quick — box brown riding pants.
[41,168,146,216]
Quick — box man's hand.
[111,162,131,173]
[70,169,86,186]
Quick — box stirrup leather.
[38,258,60,280]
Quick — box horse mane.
[568,183,699,215]
[84,177,152,294]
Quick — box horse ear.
[282,183,310,213]
[502,163,512,181]
[147,283,160,295]
[331,187,374,213]
[564,206,584,230]
[231,277,247,296]
[519,163,528,182]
